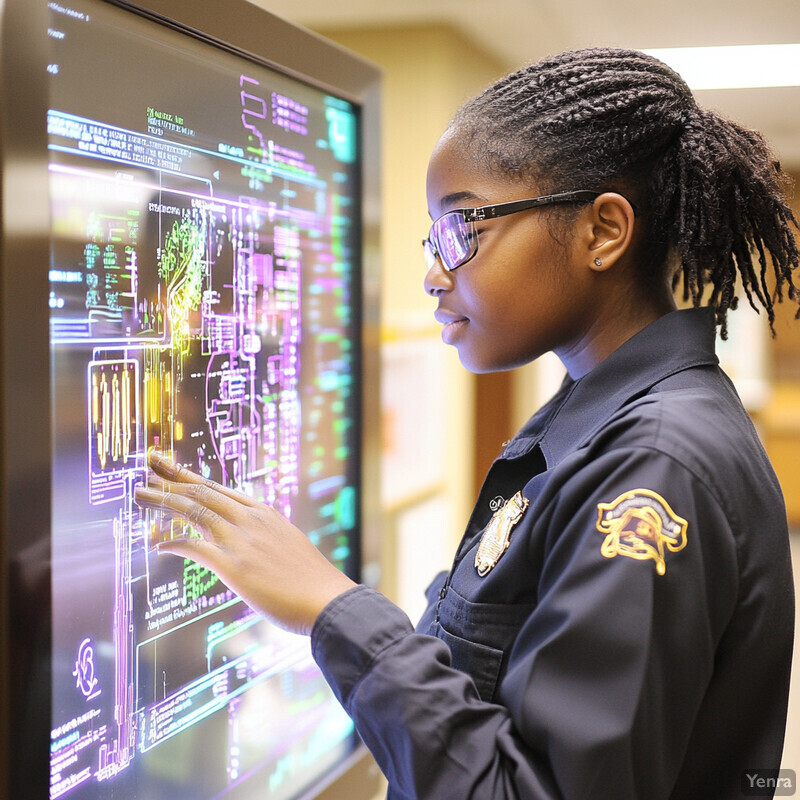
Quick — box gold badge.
[596,488,688,575]
[475,491,529,576]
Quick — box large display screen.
[47,2,363,797]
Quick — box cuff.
[311,584,415,710]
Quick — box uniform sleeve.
[312,586,561,799]
[311,446,740,800]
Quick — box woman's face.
[424,132,595,374]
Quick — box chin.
[458,351,517,375]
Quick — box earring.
[594,257,602,267]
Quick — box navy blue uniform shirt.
[312,307,794,799]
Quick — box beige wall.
[760,171,800,527]
[762,172,800,771]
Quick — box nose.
[424,256,455,296]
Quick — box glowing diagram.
[73,638,100,700]
[159,216,206,358]
[91,362,136,470]
[47,7,360,794]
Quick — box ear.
[581,192,636,272]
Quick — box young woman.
[136,48,799,799]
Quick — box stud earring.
[594,257,602,267]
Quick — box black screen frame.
[0,1,382,798]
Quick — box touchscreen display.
[47,2,362,797]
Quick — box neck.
[555,285,677,380]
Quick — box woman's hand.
[134,451,357,636]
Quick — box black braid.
[451,47,800,337]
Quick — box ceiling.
[252,0,800,168]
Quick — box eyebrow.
[438,190,489,211]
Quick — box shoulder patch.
[596,489,688,575]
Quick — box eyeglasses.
[422,190,599,271]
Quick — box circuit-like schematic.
[47,3,362,798]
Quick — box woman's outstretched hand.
[134,451,357,636]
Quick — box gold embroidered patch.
[475,491,529,576]
[596,489,688,575]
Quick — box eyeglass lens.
[431,213,474,270]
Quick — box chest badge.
[475,491,529,577]
[596,488,688,576]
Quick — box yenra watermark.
[742,769,796,796]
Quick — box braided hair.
[450,48,799,337]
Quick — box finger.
[142,478,264,530]
[134,484,224,541]
[137,475,251,533]
[148,451,262,508]
[156,535,212,561]
[135,485,196,546]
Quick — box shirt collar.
[503,307,719,467]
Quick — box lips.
[434,308,467,326]
[434,308,469,345]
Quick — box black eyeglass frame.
[422,189,601,271]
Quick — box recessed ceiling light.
[643,44,800,90]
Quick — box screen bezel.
[0,1,381,798]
